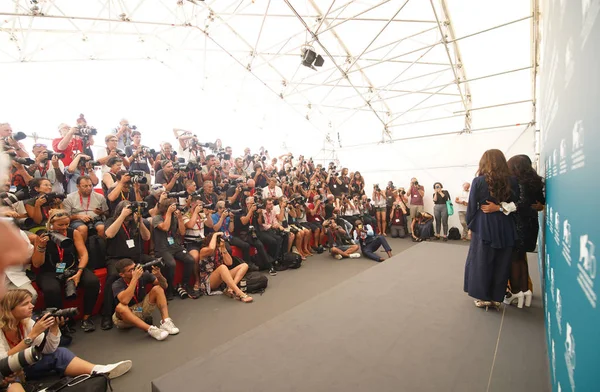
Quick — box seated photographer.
[250,164,268,188]
[0,289,132,385]
[152,199,196,300]
[232,196,276,275]
[225,179,248,210]
[340,195,360,226]
[28,144,65,194]
[52,122,94,166]
[31,210,100,332]
[8,158,32,202]
[65,152,98,194]
[278,197,309,259]
[0,123,29,158]
[63,176,108,242]
[197,232,252,302]
[262,178,282,200]
[199,180,218,207]
[145,185,167,218]
[323,219,360,260]
[287,195,316,256]
[106,171,143,215]
[112,259,178,340]
[153,142,177,173]
[101,201,153,330]
[155,160,185,193]
[410,211,435,242]
[125,130,154,184]
[4,229,37,303]
[258,198,285,264]
[229,158,249,182]
[351,219,392,262]
[101,157,124,196]
[390,196,408,238]
[96,135,130,174]
[24,178,64,233]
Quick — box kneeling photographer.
[101,201,153,330]
[30,210,100,333]
[0,289,132,387]
[112,259,179,341]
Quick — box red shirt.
[52,137,84,166]
[306,202,324,222]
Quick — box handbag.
[446,200,454,216]
[29,373,111,392]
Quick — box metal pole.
[453,99,533,114]
[316,0,394,35]
[387,113,464,128]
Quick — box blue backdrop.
[538,0,600,391]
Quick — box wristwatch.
[24,337,33,347]
[499,206,504,213]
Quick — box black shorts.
[185,242,203,252]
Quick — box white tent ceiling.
[0,0,537,164]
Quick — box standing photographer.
[101,157,124,196]
[407,178,425,235]
[63,176,108,242]
[28,144,65,194]
[96,135,130,174]
[65,152,98,194]
[153,142,177,173]
[152,199,196,300]
[0,289,132,386]
[113,119,135,150]
[30,209,100,332]
[101,201,153,330]
[372,184,387,236]
[389,191,408,238]
[229,158,248,182]
[52,122,94,166]
[126,130,154,184]
[432,182,451,241]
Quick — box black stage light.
[301,47,325,70]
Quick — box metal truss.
[0,0,536,147]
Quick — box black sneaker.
[269,267,277,276]
[246,262,260,272]
[81,318,96,332]
[100,316,113,331]
[185,284,201,299]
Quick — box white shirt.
[456,189,470,212]
[5,230,33,287]
[0,319,61,360]
[262,186,283,200]
[33,161,65,194]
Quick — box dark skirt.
[464,232,513,302]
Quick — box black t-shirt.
[198,191,218,209]
[125,145,151,174]
[155,170,185,192]
[42,228,78,274]
[112,272,156,305]
[329,178,343,196]
[105,217,150,261]
[143,195,159,218]
[251,172,268,188]
[433,190,450,205]
[233,212,254,236]
[107,186,137,214]
[324,202,335,219]
[152,215,183,253]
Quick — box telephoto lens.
[0,346,42,377]
[139,258,165,270]
[47,232,73,248]
[43,307,80,318]
[12,132,27,141]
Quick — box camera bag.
[28,373,111,392]
[448,227,461,240]
[241,271,268,294]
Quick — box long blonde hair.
[0,289,33,331]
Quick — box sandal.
[236,293,253,303]
[224,288,235,299]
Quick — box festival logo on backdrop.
[552,339,557,383]
[551,268,556,301]
[562,219,572,265]
[556,288,563,334]
[554,211,561,245]
[559,139,568,174]
[577,234,597,307]
[565,323,576,391]
[571,120,585,170]
[552,149,559,177]
[549,205,554,234]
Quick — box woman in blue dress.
[464,149,519,310]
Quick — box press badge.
[395,219,401,223]
[134,306,142,313]
[167,237,175,245]
[126,239,135,249]
[56,263,66,273]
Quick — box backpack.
[86,235,107,270]
[281,253,302,270]
[448,227,461,240]
[241,271,268,294]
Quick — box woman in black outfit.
[432,182,451,240]
[31,209,100,332]
[464,149,519,310]
[503,155,545,308]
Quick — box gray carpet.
[68,237,416,391]
[152,242,550,392]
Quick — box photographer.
[323,219,360,260]
[63,176,108,242]
[24,179,63,232]
[0,289,132,385]
[351,219,392,262]
[201,154,222,184]
[113,119,135,150]
[101,201,153,330]
[152,199,196,300]
[276,197,306,258]
[107,171,142,214]
[262,178,282,200]
[389,191,408,238]
[126,130,154,184]
[52,122,94,166]
[288,195,317,256]
[411,211,435,242]
[155,160,185,193]
[199,180,218,207]
[153,142,176,173]
[7,156,32,199]
[219,146,234,174]
[112,259,179,340]
[232,196,276,275]
[349,171,365,197]
[225,179,250,210]
[0,123,29,158]
[65,152,98,194]
[96,135,130,174]
[30,209,100,332]
[28,143,65,194]
[432,182,451,240]
[145,184,167,218]
[229,158,248,182]
[407,177,425,235]
[372,184,387,236]
[258,198,285,263]
[173,129,203,163]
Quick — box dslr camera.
[138,258,164,270]
[40,192,66,206]
[127,170,147,184]
[41,307,80,318]
[0,346,41,377]
[127,201,149,212]
[57,270,78,299]
[75,125,97,136]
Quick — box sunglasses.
[33,144,47,149]
[50,212,69,220]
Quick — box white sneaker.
[334,254,343,260]
[93,360,132,379]
[148,325,169,341]
[160,318,180,335]
[349,253,361,258]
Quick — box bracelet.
[36,246,46,252]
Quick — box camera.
[10,131,27,142]
[115,149,127,158]
[85,216,103,231]
[125,124,137,130]
[40,192,66,206]
[127,170,147,184]
[76,125,97,136]
[128,201,149,211]
[41,307,80,318]
[0,346,41,377]
[40,150,66,161]
[141,146,155,156]
[248,225,258,240]
[203,203,215,210]
[56,270,78,299]
[138,258,164,270]
[12,157,35,165]
[167,191,187,198]
[216,235,230,244]
[47,231,74,248]
[413,180,419,186]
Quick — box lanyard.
[269,187,276,197]
[122,224,131,240]
[39,162,49,178]
[79,194,91,212]
[121,191,129,201]
[265,210,273,226]
[3,324,25,348]
[56,246,65,262]
[42,208,49,220]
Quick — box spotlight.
[301,47,324,71]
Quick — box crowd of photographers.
[0,116,465,389]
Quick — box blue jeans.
[24,347,76,380]
[361,236,392,262]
